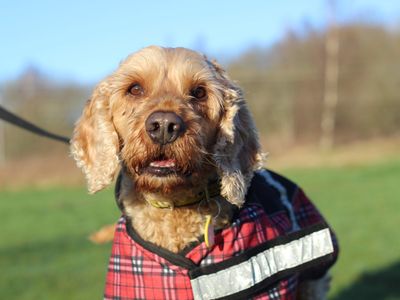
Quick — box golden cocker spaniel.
[71,46,337,300]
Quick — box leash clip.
[199,187,221,249]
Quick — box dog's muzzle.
[145,111,185,145]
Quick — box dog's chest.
[131,206,204,252]
[125,200,232,253]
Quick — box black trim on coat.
[125,217,197,269]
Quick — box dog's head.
[71,46,264,207]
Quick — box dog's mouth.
[145,158,177,176]
[133,150,198,179]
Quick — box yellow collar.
[145,180,221,209]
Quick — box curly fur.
[71,46,328,298]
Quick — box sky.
[1,0,399,84]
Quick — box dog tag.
[204,215,215,248]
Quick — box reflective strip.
[191,228,333,300]
[259,170,300,232]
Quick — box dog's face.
[71,46,263,206]
[112,47,226,194]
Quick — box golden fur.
[71,46,329,298]
[71,46,263,251]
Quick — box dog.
[71,46,338,300]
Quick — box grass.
[1,157,400,299]
[0,186,119,300]
[283,158,400,299]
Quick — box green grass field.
[1,158,400,299]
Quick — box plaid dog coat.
[104,170,338,300]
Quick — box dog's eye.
[190,86,207,101]
[128,83,144,96]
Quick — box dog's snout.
[145,111,185,145]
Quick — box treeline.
[1,22,399,159]
[229,22,400,145]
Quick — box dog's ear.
[210,60,265,207]
[70,80,120,194]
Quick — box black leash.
[0,105,70,144]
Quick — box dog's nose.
[145,111,185,145]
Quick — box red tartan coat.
[104,170,338,300]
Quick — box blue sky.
[1,0,399,84]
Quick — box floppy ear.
[70,80,120,194]
[211,60,265,207]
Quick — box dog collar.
[144,179,221,209]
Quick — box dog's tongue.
[149,159,176,168]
